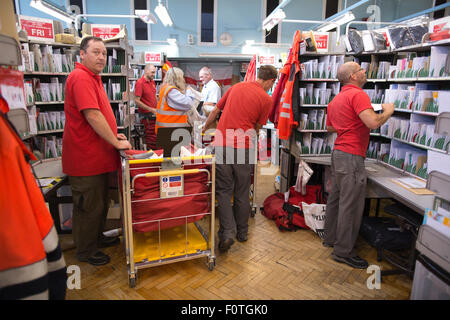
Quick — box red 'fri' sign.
[19,15,54,41]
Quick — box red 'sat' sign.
[145,53,161,64]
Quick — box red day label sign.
[92,25,120,40]
[19,17,54,40]
[145,52,162,64]
[259,56,275,65]
[314,34,329,50]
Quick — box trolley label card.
[91,24,121,40]
[160,175,184,198]
[145,52,162,65]
[19,15,54,42]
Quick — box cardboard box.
[55,33,75,44]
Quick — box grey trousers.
[69,173,111,260]
[324,149,367,258]
[215,147,255,241]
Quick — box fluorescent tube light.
[30,0,75,24]
[263,8,286,31]
[134,10,157,24]
[317,11,355,32]
[155,1,173,27]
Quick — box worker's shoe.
[322,241,333,248]
[98,236,120,248]
[218,238,234,253]
[79,251,110,266]
[331,253,368,269]
[236,233,248,243]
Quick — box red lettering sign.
[92,25,121,40]
[259,56,275,65]
[314,34,329,50]
[145,52,162,65]
[19,16,54,41]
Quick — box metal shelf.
[24,71,69,76]
[37,129,64,135]
[300,104,328,107]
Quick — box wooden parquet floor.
[62,208,413,300]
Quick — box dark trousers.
[141,117,156,150]
[324,149,367,258]
[69,173,111,259]
[215,147,255,241]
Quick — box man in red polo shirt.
[135,64,157,150]
[203,65,278,253]
[62,36,131,266]
[324,61,394,269]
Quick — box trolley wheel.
[207,257,216,271]
[129,276,137,288]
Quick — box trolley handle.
[129,154,214,165]
[131,168,210,191]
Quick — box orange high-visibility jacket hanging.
[277,30,303,140]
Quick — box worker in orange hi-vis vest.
[0,96,67,300]
[155,67,196,134]
[277,30,302,140]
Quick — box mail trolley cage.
[120,153,216,288]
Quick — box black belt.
[140,113,155,120]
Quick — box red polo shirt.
[62,62,119,176]
[135,76,157,114]
[214,81,272,149]
[326,84,373,157]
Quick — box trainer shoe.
[331,253,368,269]
[218,238,234,253]
[322,241,333,248]
[78,251,110,266]
[98,236,120,248]
[236,233,248,243]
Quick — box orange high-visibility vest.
[277,30,302,140]
[155,84,189,134]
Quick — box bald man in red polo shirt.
[135,64,158,150]
[324,61,394,269]
[62,36,131,266]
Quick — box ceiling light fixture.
[134,10,157,24]
[30,0,75,24]
[316,11,356,32]
[155,0,173,27]
[262,8,286,32]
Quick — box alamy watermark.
[366,264,381,290]
[165,123,279,176]
[67,265,81,290]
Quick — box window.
[265,0,280,44]
[67,0,85,15]
[433,0,449,19]
[134,0,150,41]
[323,0,341,19]
[198,0,217,44]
